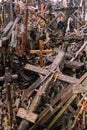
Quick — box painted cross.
[30,40,52,67]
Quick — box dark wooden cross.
[0,68,18,129]
[16,0,28,55]
[30,40,52,67]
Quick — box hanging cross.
[30,40,52,67]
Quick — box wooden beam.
[49,51,64,71]
[2,22,13,37]
[58,73,79,84]
[30,50,52,54]
[65,60,84,69]
[68,105,77,115]
[6,84,13,128]
[17,108,38,123]
[8,16,22,37]
[9,0,13,21]
[0,74,18,81]
[24,64,48,75]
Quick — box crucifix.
[0,67,18,129]
[30,40,52,67]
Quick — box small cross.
[30,40,52,67]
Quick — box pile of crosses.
[1,0,87,130]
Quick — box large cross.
[30,40,52,67]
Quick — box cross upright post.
[0,67,18,129]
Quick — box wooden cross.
[30,40,52,67]
[16,0,28,55]
[0,68,18,128]
[22,0,28,54]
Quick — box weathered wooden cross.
[30,40,52,67]
[0,69,18,129]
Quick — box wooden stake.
[16,0,28,55]
[6,84,13,129]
